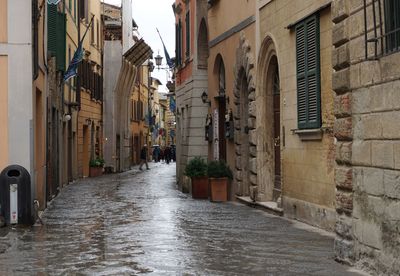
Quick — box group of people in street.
[151,145,175,164]
[139,144,176,170]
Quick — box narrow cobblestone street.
[0,163,361,275]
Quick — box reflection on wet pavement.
[0,163,358,275]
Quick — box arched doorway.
[233,34,257,198]
[256,36,281,202]
[270,57,281,201]
[217,58,226,161]
[197,18,208,69]
[212,55,227,161]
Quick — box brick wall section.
[333,0,400,274]
[331,0,354,264]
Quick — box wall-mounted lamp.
[201,91,211,106]
[64,114,71,121]
[155,54,163,69]
[85,118,92,125]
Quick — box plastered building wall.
[258,0,336,230]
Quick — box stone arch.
[197,18,208,69]
[255,35,280,202]
[212,54,227,161]
[233,32,256,198]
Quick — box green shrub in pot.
[207,160,233,180]
[184,157,208,178]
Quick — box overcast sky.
[104,0,175,92]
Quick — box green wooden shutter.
[56,12,66,71]
[186,11,190,58]
[178,20,182,65]
[296,15,321,129]
[175,24,179,66]
[47,4,57,56]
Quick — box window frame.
[185,10,190,59]
[295,14,322,130]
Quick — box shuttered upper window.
[295,15,321,130]
[185,11,190,58]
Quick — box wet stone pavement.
[0,163,361,275]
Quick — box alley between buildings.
[0,163,361,275]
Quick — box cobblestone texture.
[0,163,360,275]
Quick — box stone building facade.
[173,0,209,191]
[332,0,400,274]
[257,0,336,230]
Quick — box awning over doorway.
[123,38,153,67]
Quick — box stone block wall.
[332,0,400,274]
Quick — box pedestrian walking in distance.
[164,145,172,164]
[139,144,149,170]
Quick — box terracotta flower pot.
[89,167,103,177]
[209,177,229,202]
[191,176,209,199]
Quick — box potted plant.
[207,160,233,202]
[184,157,209,199]
[89,157,105,177]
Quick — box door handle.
[274,136,280,147]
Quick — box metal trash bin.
[0,165,34,225]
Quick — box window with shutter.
[47,4,57,56]
[296,15,321,129]
[384,0,400,53]
[186,11,190,58]
[56,12,66,72]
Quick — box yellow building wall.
[0,56,8,171]
[259,1,335,221]
[66,0,103,177]
[207,0,256,196]
[78,91,102,177]
[33,0,47,208]
[0,0,7,43]
[130,67,150,165]
[208,0,255,41]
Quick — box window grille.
[364,0,400,59]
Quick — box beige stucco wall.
[259,0,335,229]
[0,56,8,171]
[208,0,255,41]
[0,0,6,43]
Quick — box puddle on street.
[0,163,357,275]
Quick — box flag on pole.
[156,28,174,69]
[63,15,94,82]
[47,0,61,4]
[169,96,176,113]
[63,44,83,82]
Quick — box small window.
[96,19,100,47]
[90,14,95,45]
[186,11,190,58]
[295,14,321,129]
[384,0,400,53]
[219,59,225,94]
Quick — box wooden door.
[218,98,226,161]
[82,125,89,177]
[273,70,281,199]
